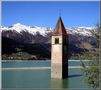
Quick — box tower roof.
[52,17,67,36]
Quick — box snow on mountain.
[1,23,51,36]
[66,26,95,36]
[76,26,95,30]
[1,23,95,37]
[66,28,93,36]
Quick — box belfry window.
[55,38,59,44]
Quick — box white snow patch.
[1,23,95,36]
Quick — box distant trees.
[81,23,100,88]
[91,23,100,48]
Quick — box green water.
[2,60,91,89]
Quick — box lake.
[2,60,92,89]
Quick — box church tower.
[51,16,68,79]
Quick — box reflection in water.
[51,78,68,88]
[68,74,82,78]
[51,74,82,88]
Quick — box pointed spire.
[59,9,61,17]
[52,16,67,36]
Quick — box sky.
[2,1,100,28]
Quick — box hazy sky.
[2,1,100,27]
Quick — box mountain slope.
[1,23,97,60]
[1,23,96,44]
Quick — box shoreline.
[1,59,91,62]
[1,60,50,62]
[0,66,84,70]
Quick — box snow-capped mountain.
[1,23,51,36]
[1,23,95,37]
[66,26,95,37]
[2,23,97,59]
[1,23,96,48]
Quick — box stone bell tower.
[51,16,68,79]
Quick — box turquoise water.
[2,60,91,89]
[2,60,89,68]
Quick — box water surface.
[2,60,91,89]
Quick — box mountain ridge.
[1,23,97,60]
[1,23,95,37]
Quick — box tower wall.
[51,36,68,79]
[51,36,63,78]
[51,17,68,79]
[51,46,63,78]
